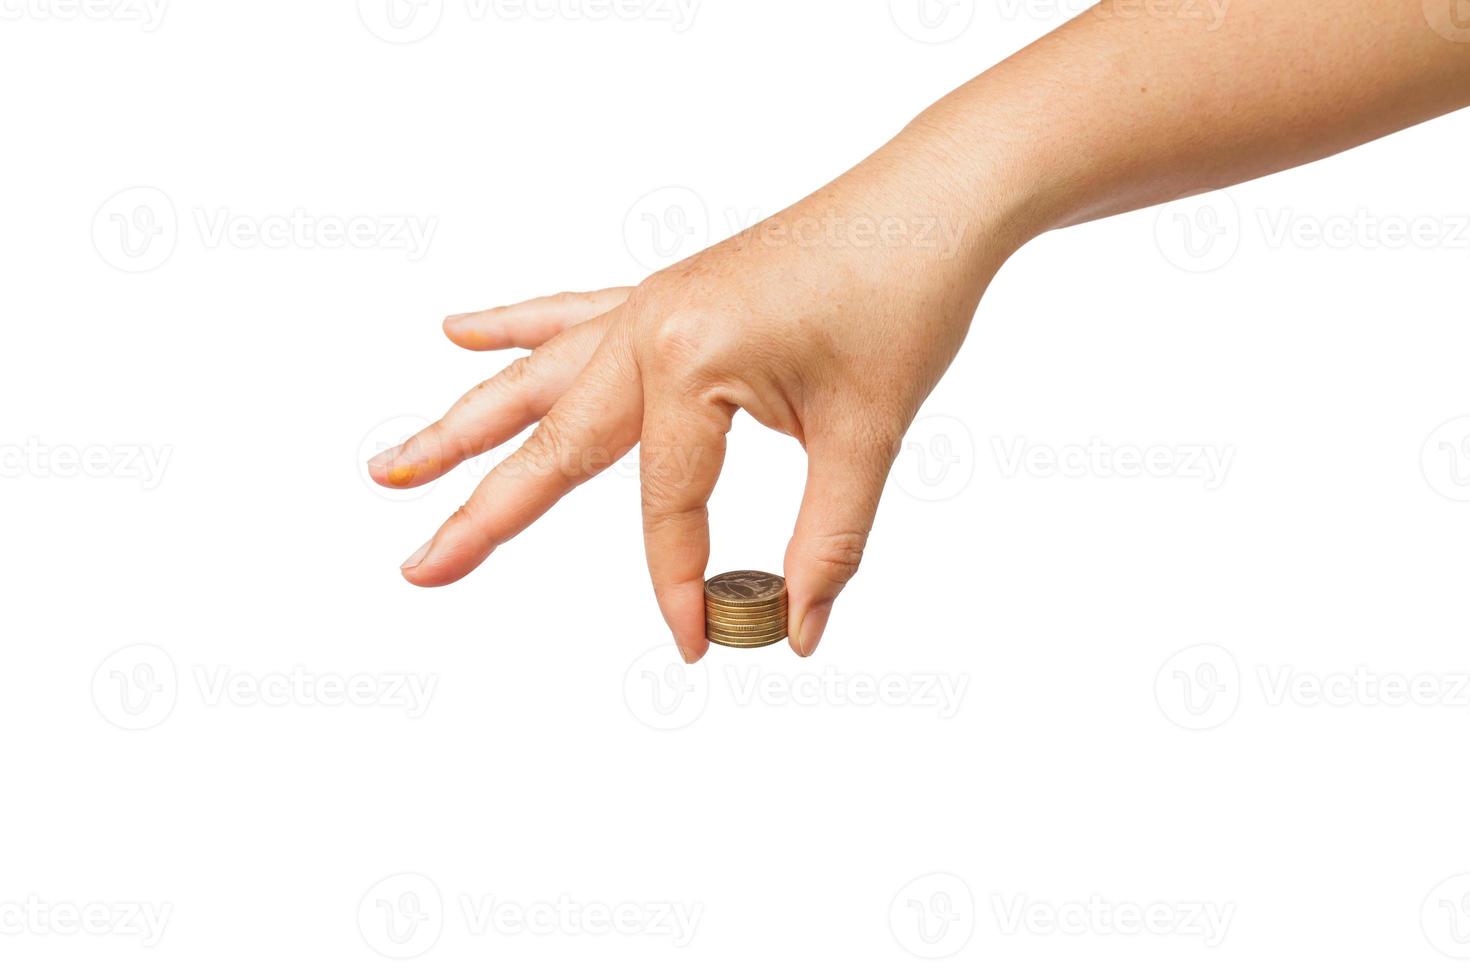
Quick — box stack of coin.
[705,570,788,648]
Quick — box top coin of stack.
[704,570,788,649]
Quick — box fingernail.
[797,601,833,658]
[368,447,398,470]
[677,642,704,665]
[401,539,433,571]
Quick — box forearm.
[881,0,1470,258]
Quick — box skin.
[369,0,1470,663]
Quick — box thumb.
[784,437,894,658]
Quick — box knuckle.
[639,475,689,519]
[521,414,570,475]
[451,500,484,531]
[499,354,536,389]
[800,530,868,585]
[642,500,705,536]
[645,309,725,373]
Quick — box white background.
[3,0,1469,976]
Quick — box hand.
[368,167,1010,662]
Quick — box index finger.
[639,392,732,664]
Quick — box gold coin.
[707,627,787,641]
[704,570,788,646]
[704,570,786,606]
[706,595,787,609]
[707,597,786,614]
[706,613,787,628]
[705,609,787,625]
[707,625,789,642]
[706,594,787,608]
[708,633,787,649]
